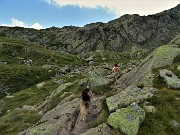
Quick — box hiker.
[112,64,121,84]
[79,86,93,121]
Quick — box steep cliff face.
[0,4,179,54]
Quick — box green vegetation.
[0,36,84,98]
[0,80,59,116]
[0,33,179,135]
[0,65,56,98]
[139,88,180,135]
[139,60,180,135]
[92,83,113,94]
[136,83,144,89]
[0,37,83,66]
[0,110,41,135]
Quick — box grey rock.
[20,95,105,135]
[80,123,111,135]
[143,106,157,113]
[36,82,46,89]
[22,105,38,111]
[35,82,73,111]
[106,85,156,112]
[160,69,180,89]
[172,120,180,128]
[177,65,180,71]
[0,61,7,65]
[117,45,180,90]
[89,68,111,87]
[88,61,95,65]
[107,104,145,135]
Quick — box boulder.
[177,65,180,71]
[80,123,111,135]
[160,69,180,89]
[85,56,94,62]
[89,68,111,87]
[117,45,180,90]
[106,85,156,112]
[172,120,180,128]
[22,105,38,112]
[20,98,79,135]
[107,104,145,135]
[36,82,46,89]
[143,106,157,113]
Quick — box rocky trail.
[16,43,180,135]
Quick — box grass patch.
[173,55,180,63]
[0,110,41,135]
[111,129,124,135]
[139,88,180,135]
[0,65,56,98]
[139,64,180,135]
[92,83,113,95]
[0,80,59,116]
[0,36,84,66]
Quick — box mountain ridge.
[0,4,179,54]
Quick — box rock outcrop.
[19,95,105,135]
[177,65,180,71]
[107,104,145,135]
[80,123,111,135]
[106,86,156,113]
[116,45,180,90]
[160,69,180,89]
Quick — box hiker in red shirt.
[112,64,121,84]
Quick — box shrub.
[137,83,144,89]
[173,55,180,63]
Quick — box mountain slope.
[0,37,83,98]
[0,4,179,54]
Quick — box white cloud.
[45,0,180,16]
[11,18,26,27]
[30,23,44,29]
[1,18,43,30]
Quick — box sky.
[0,0,179,29]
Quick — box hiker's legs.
[114,76,118,85]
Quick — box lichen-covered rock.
[88,68,111,87]
[107,105,145,135]
[160,69,180,89]
[25,122,54,135]
[151,46,180,69]
[177,65,180,71]
[143,106,157,113]
[36,82,46,89]
[36,82,73,111]
[117,45,180,90]
[41,98,79,122]
[22,105,38,112]
[80,123,111,135]
[106,86,156,112]
[0,61,7,65]
[20,95,105,135]
[20,98,79,135]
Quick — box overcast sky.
[0,0,179,29]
